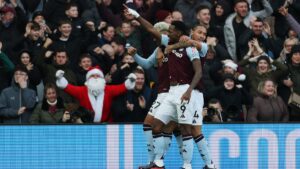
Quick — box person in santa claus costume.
[55,66,137,123]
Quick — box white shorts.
[191,90,204,126]
[155,84,201,125]
[148,93,168,116]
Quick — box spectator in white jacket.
[224,0,273,62]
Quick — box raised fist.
[125,73,137,90]
[55,70,65,79]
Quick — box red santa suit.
[56,67,136,122]
[64,84,126,122]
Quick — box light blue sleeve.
[198,42,208,58]
[133,48,158,69]
[186,47,200,61]
[161,34,169,46]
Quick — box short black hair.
[58,19,72,27]
[171,20,188,35]
[100,24,114,34]
[208,98,221,105]
[65,2,78,11]
[254,17,263,23]
[30,22,41,30]
[112,35,127,47]
[234,0,249,6]
[14,65,28,75]
[32,11,43,20]
[291,44,300,55]
[79,53,92,63]
[196,4,210,14]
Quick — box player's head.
[169,21,188,42]
[191,25,207,42]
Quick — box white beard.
[85,78,106,97]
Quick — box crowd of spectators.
[0,0,299,124]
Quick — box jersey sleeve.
[134,48,158,69]
[198,42,208,58]
[186,47,200,61]
[161,34,169,46]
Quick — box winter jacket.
[30,97,65,124]
[239,60,288,95]
[224,0,273,61]
[247,94,289,122]
[0,79,36,123]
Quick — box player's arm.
[166,34,208,53]
[123,4,161,43]
[134,48,158,69]
[181,47,202,101]
[189,58,202,91]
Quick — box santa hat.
[86,66,104,80]
[224,61,238,71]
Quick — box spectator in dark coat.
[0,4,27,64]
[112,68,153,122]
[205,73,252,121]
[63,3,84,38]
[0,66,36,124]
[13,22,46,63]
[42,0,89,29]
[111,52,139,85]
[17,50,42,93]
[48,20,97,71]
[36,48,77,104]
[98,24,115,46]
[76,53,93,86]
[284,45,300,121]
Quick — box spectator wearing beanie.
[0,65,36,124]
[239,55,288,95]
[205,73,252,122]
[0,4,27,64]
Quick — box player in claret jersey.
[124,5,215,169]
